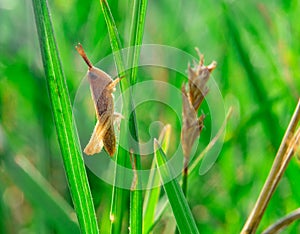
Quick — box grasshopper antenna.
[75,43,93,69]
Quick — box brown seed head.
[181,50,217,159]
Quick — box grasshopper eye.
[88,71,98,80]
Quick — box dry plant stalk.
[262,208,300,234]
[181,49,216,170]
[241,98,300,234]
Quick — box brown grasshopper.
[75,43,121,156]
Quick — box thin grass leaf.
[32,0,99,233]
[127,0,148,85]
[130,185,142,234]
[142,158,161,234]
[151,196,168,232]
[99,1,130,233]
[127,0,148,230]
[3,155,79,233]
[126,3,148,231]
[129,150,142,234]
[154,140,199,234]
[143,125,171,233]
[100,0,128,89]
[129,113,142,234]
[127,1,148,231]
[99,1,142,233]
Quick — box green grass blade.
[32,0,99,233]
[143,159,161,234]
[100,1,129,233]
[127,0,148,85]
[127,1,148,231]
[4,155,79,233]
[127,0,148,230]
[154,140,200,234]
[99,1,143,233]
[130,162,142,234]
[143,125,171,233]
[100,0,128,89]
[151,196,168,233]
[129,113,142,234]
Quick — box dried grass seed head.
[188,51,216,111]
[181,50,217,159]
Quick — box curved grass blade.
[262,208,300,234]
[32,0,99,233]
[154,140,199,234]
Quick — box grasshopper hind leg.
[103,123,116,156]
[84,113,111,155]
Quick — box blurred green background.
[0,0,299,233]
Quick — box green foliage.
[99,1,130,233]
[154,140,199,234]
[31,0,99,233]
[0,0,299,233]
[143,124,171,233]
[99,0,146,233]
